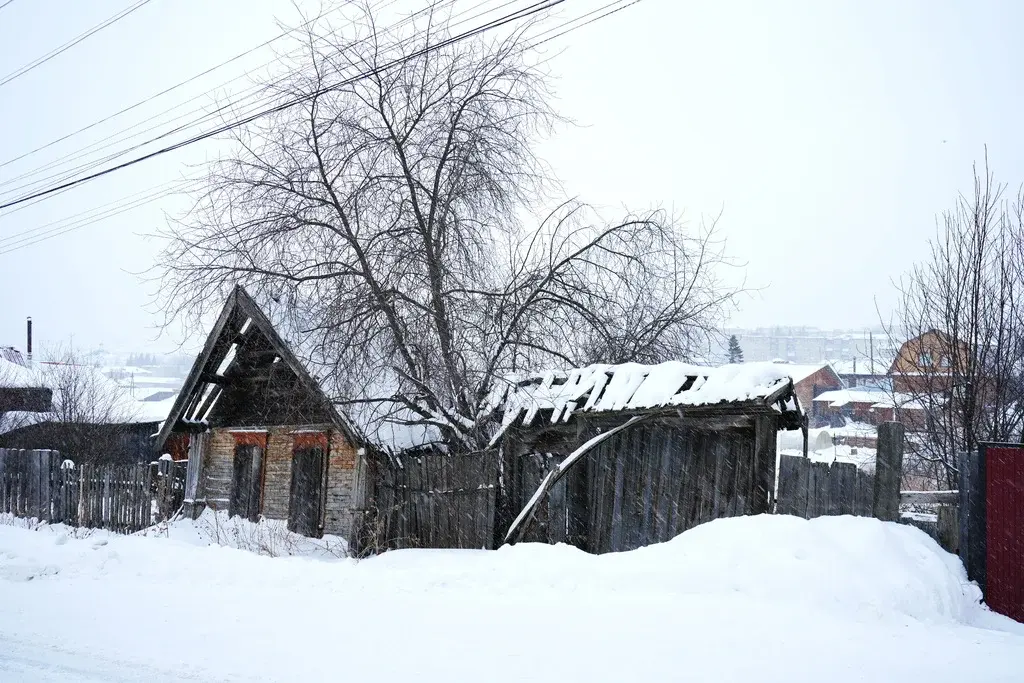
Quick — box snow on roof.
[497,361,800,431]
[0,410,57,435]
[766,361,835,384]
[811,388,926,412]
[0,356,39,388]
[132,394,180,423]
[812,388,891,408]
[829,358,891,376]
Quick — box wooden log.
[873,422,905,522]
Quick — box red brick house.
[773,362,844,426]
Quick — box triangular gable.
[153,286,361,453]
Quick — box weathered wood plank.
[831,462,858,516]
[776,455,809,517]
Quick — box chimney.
[26,317,32,363]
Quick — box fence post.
[872,421,905,522]
[157,455,173,521]
[0,448,7,514]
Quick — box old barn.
[154,287,369,539]
[494,362,805,553]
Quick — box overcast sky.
[1,0,1022,355]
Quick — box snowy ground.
[0,514,1022,682]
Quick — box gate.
[986,446,1024,622]
[962,443,1024,622]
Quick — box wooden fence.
[367,449,500,550]
[0,448,186,533]
[775,455,875,518]
[504,421,777,554]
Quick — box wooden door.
[229,443,263,521]
[986,445,1024,622]
[288,445,326,537]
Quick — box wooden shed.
[494,362,805,553]
[153,287,369,539]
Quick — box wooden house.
[889,330,966,394]
[153,287,369,539]
[493,362,804,553]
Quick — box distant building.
[830,357,892,390]
[721,327,896,366]
[889,330,963,394]
[769,361,844,426]
[0,349,52,417]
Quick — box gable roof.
[494,361,803,433]
[153,286,361,452]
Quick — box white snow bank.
[0,515,1021,682]
[0,508,348,559]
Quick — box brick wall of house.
[324,433,358,537]
[200,425,360,538]
[793,366,843,420]
[262,428,294,520]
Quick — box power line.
[532,0,642,45]
[0,1,515,249]
[0,0,462,197]
[0,0,155,89]
[0,0,560,212]
[0,1,16,12]
[0,0,473,198]
[0,0,396,171]
[0,0,645,254]
[0,179,198,255]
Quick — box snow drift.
[0,514,1021,682]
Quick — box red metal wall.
[986,446,1024,622]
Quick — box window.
[918,352,933,367]
[940,356,951,368]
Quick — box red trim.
[293,432,328,450]
[231,431,268,447]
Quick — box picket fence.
[0,448,185,533]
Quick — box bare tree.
[888,155,1024,489]
[156,5,741,450]
[0,346,140,462]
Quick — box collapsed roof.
[493,361,805,434]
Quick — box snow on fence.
[363,449,500,551]
[0,448,186,533]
